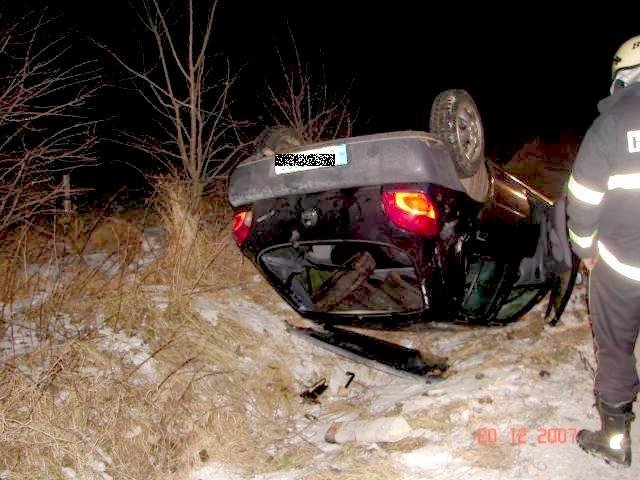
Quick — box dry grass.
[455,444,516,470]
[410,399,471,433]
[148,178,253,294]
[305,454,403,480]
[379,436,429,454]
[0,191,321,479]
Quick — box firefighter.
[567,34,640,467]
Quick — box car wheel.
[255,126,304,157]
[430,89,485,179]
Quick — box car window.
[495,286,543,322]
[259,242,424,314]
[460,259,508,318]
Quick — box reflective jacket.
[567,82,640,281]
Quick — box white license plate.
[274,144,348,175]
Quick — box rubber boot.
[577,398,634,467]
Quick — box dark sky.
[19,1,640,160]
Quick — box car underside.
[227,91,578,379]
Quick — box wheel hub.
[455,101,482,167]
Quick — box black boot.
[577,398,634,467]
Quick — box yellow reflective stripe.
[568,176,605,205]
[568,228,597,249]
[608,173,640,190]
[598,241,640,282]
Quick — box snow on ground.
[81,252,122,277]
[4,237,638,479]
[188,462,244,480]
[0,316,42,361]
[178,280,640,480]
[96,325,161,383]
[132,227,168,269]
[0,308,80,362]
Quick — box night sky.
[18,1,640,162]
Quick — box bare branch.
[101,0,244,204]
[263,44,355,144]
[0,13,100,238]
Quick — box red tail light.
[232,210,253,246]
[382,191,439,237]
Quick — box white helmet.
[612,35,640,79]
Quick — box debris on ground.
[325,416,413,444]
[300,378,329,404]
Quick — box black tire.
[255,126,304,157]
[430,89,485,179]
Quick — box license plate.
[274,144,348,175]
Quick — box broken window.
[259,242,424,314]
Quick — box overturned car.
[228,90,578,378]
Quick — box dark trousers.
[590,260,640,404]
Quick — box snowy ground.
[184,280,640,480]
[2,226,639,479]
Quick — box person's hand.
[582,257,598,271]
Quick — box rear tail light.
[232,210,253,246]
[382,190,439,237]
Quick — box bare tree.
[0,13,100,238]
[101,0,247,204]
[263,43,354,147]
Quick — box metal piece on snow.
[289,325,448,382]
[300,378,328,404]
